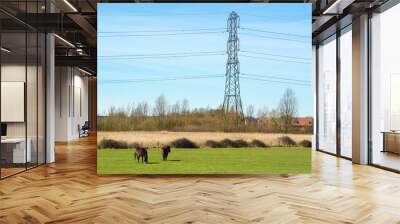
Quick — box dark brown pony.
[134,146,148,163]
[161,145,171,161]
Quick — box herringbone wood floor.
[1,135,400,224]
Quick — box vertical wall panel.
[340,28,353,158]
[317,36,337,154]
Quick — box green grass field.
[97,147,311,174]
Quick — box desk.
[381,131,400,154]
[1,138,31,163]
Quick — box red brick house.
[293,117,313,129]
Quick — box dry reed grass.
[97,131,311,147]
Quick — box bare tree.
[257,105,269,118]
[154,95,167,117]
[107,106,115,116]
[126,102,135,117]
[278,88,297,133]
[246,105,255,118]
[135,101,149,118]
[142,102,149,117]
[171,100,181,114]
[170,100,181,126]
[268,109,281,132]
[109,105,127,117]
[181,98,189,113]
[153,95,168,129]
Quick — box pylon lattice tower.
[222,11,244,126]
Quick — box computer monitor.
[1,123,7,137]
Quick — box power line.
[99,50,310,64]
[99,75,311,87]
[98,49,310,64]
[98,28,309,44]
[239,54,311,65]
[98,50,226,58]
[98,53,226,60]
[98,31,225,37]
[239,32,309,43]
[99,74,225,84]
[237,12,304,21]
[241,73,311,83]
[100,73,223,80]
[240,27,310,38]
[241,76,311,87]
[98,51,310,64]
[98,28,225,34]
[98,27,309,39]
[101,11,228,17]
[240,50,311,61]
[99,73,310,85]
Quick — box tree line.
[98,88,312,134]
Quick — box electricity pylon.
[222,11,244,128]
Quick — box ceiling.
[0,0,393,75]
[0,0,98,74]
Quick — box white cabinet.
[1,138,32,163]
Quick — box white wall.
[55,66,69,141]
[1,65,39,137]
[1,63,46,164]
[72,73,89,138]
[1,65,26,133]
[55,67,89,141]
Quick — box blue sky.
[98,3,312,116]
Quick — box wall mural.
[97,3,312,174]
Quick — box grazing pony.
[134,146,148,164]
[161,145,171,161]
